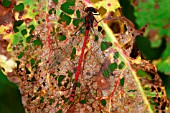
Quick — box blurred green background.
[0,0,170,113]
[119,0,170,100]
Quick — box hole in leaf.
[100,41,112,51]
[21,29,27,36]
[70,47,76,59]
[58,12,71,25]
[108,62,117,72]
[60,1,75,15]
[2,0,11,7]
[14,3,24,12]
[56,109,62,113]
[73,19,79,26]
[59,35,66,41]
[18,52,24,59]
[58,75,65,86]
[32,38,43,48]
[102,69,110,77]
[101,99,106,106]
[76,10,81,18]
[40,97,44,103]
[80,99,87,104]
[120,77,124,86]
[118,61,125,69]
[114,52,119,59]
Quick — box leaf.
[157,58,170,75]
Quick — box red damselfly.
[69,6,102,102]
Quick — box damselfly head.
[85,7,98,13]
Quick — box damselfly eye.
[85,7,98,13]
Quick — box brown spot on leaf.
[154,3,159,9]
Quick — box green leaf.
[49,99,54,105]
[127,90,137,92]
[80,99,87,104]
[14,20,24,28]
[58,75,65,86]
[150,39,162,48]
[161,42,170,60]
[118,61,125,69]
[56,109,62,113]
[14,3,24,12]
[134,1,170,37]
[101,99,106,106]
[94,35,99,41]
[61,1,75,14]
[21,29,27,36]
[26,35,34,43]
[59,35,66,41]
[120,77,124,86]
[108,62,117,72]
[49,8,55,15]
[2,0,11,7]
[137,69,152,80]
[28,25,35,34]
[58,12,71,25]
[157,59,170,75]
[30,59,35,67]
[114,52,119,59]
[18,52,24,59]
[77,82,81,87]
[102,69,110,77]
[52,0,58,2]
[40,97,44,103]
[32,38,43,48]
[76,10,81,18]
[73,19,79,26]
[100,41,112,51]
[70,47,76,59]
[13,33,21,45]
[67,71,73,77]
